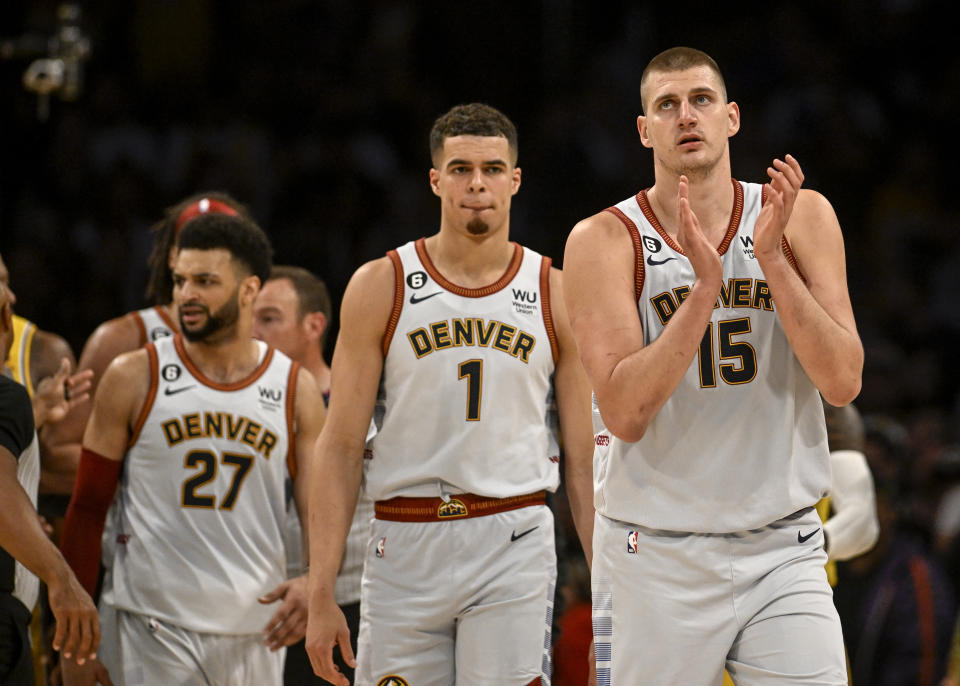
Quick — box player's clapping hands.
[753,154,804,261]
[676,175,722,288]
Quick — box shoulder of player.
[78,312,145,374]
[341,256,396,325]
[563,209,639,303]
[787,189,841,237]
[29,328,76,382]
[291,365,325,424]
[569,208,635,244]
[565,209,637,272]
[101,347,152,390]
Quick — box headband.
[174,198,240,234]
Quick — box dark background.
[1,1,957,423]
[4,3,960,681]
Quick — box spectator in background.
[834,419,957,686]
[253,264,374,685]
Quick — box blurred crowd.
[2,0,959,683]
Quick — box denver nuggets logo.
[437,498,468,519]
[377,677,409,686]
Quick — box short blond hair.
[640,47,727,114]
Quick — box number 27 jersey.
[111,336,297,633]
[366,238,560,501]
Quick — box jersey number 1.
[458,359,483,421]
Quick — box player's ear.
[303,311,327,341]
[637,115,653,149]
[727,102,740,138]
[240,275,260,306]
[429,168,441,197]
[511,166,521,195]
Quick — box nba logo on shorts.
[627,531,639,554]
[376,536,386,558]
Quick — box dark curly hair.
[176,213,272,285]
[144,192,252,305]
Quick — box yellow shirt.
[5,314,36,397]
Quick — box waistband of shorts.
[374,491,546,522]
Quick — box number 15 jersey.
[366,238,560,501]
[595,180,830,533]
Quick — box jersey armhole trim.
[604,206,645,300]
[285,361,300,479]
[130,311,147,348]
[154,305,178,332]
[128,343,159,448]
[539,257,559,365]
[383,250,404,356]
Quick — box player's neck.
[424,228,515,289]
[161,304,181,332]
[648,165,735,247]
[181,334,263,385]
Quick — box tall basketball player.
[564,47,863,685]
[305,103,595,686]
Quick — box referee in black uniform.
[0,279,99,684]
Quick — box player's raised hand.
[33,357,94,426]
[305,594,355,686]
[676,175,722,288]
[259,575,309,651]
[754,154,804,260]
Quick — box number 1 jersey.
[366,238,560,501]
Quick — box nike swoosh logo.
[409,291,443,305]
[798,528,820,543]
[510,526,539,542]
[646,255,677,266]
[164,385,196,396]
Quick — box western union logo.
[437,498,468,519]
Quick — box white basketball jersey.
[110,336,297,633]
[132,305,176,344]
[365,238,560,500]
[595,181,830,533]
[101,308,175,573]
